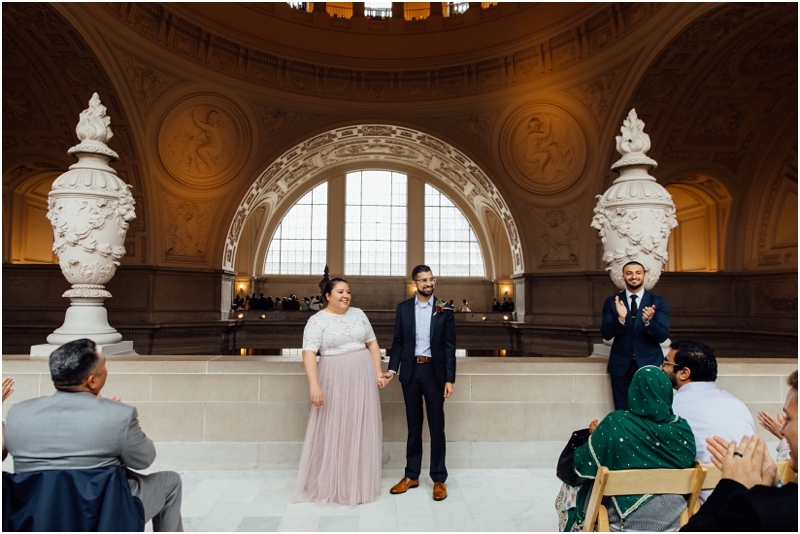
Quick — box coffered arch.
[224,125,523,277]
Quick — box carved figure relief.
[120,53,178,109]
[534,208,580,264]
[163,196,213,260]
[501,104,586,195]
[159,95,250,188]
[566,66,626,120]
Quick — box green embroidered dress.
[565,366,696,531]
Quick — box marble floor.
[155,468,562,532]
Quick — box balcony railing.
[326,4,352,18]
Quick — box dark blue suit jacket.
[601,289,669,377]
[389,296,456,388]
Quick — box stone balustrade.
[2,356,793,473]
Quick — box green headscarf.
[564,366,696,531]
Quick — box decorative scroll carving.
[759,284,798,311]
[222,125,524,274]
[592,109,676,290]
[119,52,179,109]
[566,66,626,120]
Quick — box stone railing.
[2,356,793,472]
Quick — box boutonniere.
[433,298,453,316]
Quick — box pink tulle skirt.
[291,348,383,506]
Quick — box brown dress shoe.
[433,482,448,501]
[390,477,419,494]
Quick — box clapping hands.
[2,377,14,402]
[706,435,777,489]
[757,411,786,439]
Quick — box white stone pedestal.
[30,341,137,359]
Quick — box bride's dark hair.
[320,278,348,308]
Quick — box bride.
[291,278,387,506]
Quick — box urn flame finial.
[68,93,118,161]
[611,109,658,170]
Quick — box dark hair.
[789,370,798,390]
[49,338,100,389]
[622,261,645,272]
[321,277,348,307]
[670,340,717,382]
[411,265,432,280]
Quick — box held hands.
[2,377,14,402]
[757,411,786,439]
[309,384,324,407]
[706,435,777,489]
[381,372,395,384]
[614,296,627,322]
[641,305,656,322]
[376,374,388,388]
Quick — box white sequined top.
[302,307,377,355]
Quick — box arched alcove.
[665,176,731,272]
[224,125,523,278]
[2,169,61,265]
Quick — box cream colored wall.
[3,356,793,471]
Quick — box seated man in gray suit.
[3,339,183,532]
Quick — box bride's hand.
[310,384,324,407]
[377,375,387,388]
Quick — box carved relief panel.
[500,104,587,195]
[158,94,250,189]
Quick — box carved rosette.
[48,94,136,299]
[591,109,677,289]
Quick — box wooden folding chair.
[582,464,707,532]
[701,459,795,492]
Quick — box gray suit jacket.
[4,390,155,473]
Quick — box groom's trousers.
[401,362,447,483]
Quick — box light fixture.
[503,315,509,321]
[240,348,247,356]
[481,316,486,321]
[239,284,244,291]
[237,313,244,320]
[261,314,266,319]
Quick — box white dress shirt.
[672,381,756,502]
[620,289,648,326]
[414,296,433,357]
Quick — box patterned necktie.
[630,294,638,320]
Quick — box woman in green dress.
[562,366,696,531]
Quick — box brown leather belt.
[415,356,432,364]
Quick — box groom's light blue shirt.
[414,295,433,358]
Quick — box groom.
[383,265,456,501]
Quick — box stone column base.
[30,341,138,358]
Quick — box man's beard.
[418,286,434,297]
[625,279,643,291]
[667,371,678,389]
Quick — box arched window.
[258,170,491,279]
[345,170,407,276]
[264,182,327,274]
[425,184,485,277]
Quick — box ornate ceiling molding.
[223,125,524,274]
[99,2,666,102]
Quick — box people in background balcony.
[460,300,472,312]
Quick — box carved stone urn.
[33,93,137,355]
[591,109,677,290]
